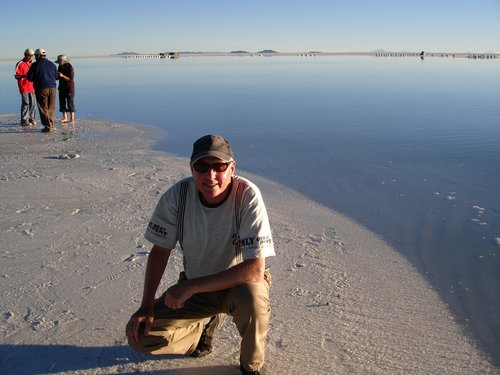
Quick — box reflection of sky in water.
[1,56,499,362]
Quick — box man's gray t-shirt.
[145,175,275,279]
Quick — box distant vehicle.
[159,52,179,59]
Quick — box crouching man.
[126,135,275,375]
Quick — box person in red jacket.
[14,49,37,126]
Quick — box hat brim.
[191,151,233,165]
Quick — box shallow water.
[1,55,499,364]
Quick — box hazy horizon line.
[1,49,497,62]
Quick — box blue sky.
[1,0,499,59]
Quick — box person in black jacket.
[55,54,76,124]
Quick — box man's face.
[191,156,235,205]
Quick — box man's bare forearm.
[141,245,172,307]
[187,257,265,295]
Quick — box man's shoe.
[190,332,213,358]
[41,127,54,133]
[239,364,263,375]
[190,314,225,358]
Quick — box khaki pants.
[130,271,271,372]
[35,87,56,130]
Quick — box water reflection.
[60,122,76,142]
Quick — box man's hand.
[126,305,154,345]
[164,283,195,310]
[126,245,172,345]
[162,258,266,310]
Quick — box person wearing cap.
[27,48,58,132]
[126,135,275,375]
[55,54,76,123]
[14,49,37,126]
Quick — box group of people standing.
[14,48,76,133]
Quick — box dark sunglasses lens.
[193,162,209,173]
[193,162,229,173]
[213,163,229,172]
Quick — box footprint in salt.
[124,250,150,262]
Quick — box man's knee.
[231,281,271,318]
[129,334,168,355]
[128,319,206,356]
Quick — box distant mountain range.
[229,50,279,54]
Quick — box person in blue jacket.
[27,48,58,132]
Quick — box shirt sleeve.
[26,64,34,82]
[144,183,180,249]
[236,180,276,260]
[14,61,22,77]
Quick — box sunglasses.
[192,161,232,173]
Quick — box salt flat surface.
[0,115,497,374]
